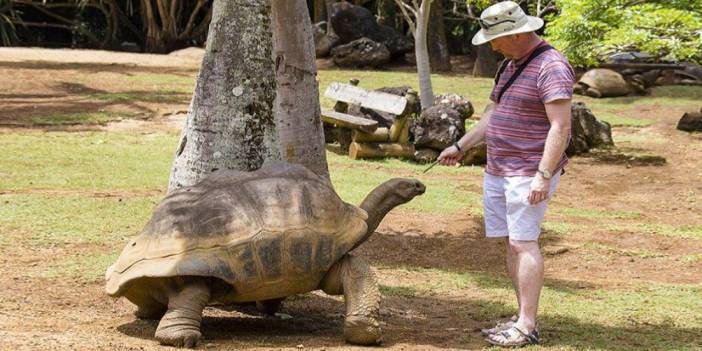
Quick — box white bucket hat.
[471,1,544,45]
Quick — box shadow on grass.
[0,60,196,76]
[0,81,189,128]
[116,293,702,350]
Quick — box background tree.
[427,0,451,72]
[271,0,329,179]
[168,0,279,191]
[395,0,435,108]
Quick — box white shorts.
[483,171,561,241]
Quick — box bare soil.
[1,47,701,350]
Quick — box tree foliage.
[545,0,702,67]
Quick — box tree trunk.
[427,0,451,72]
[271,0,330,180]
[472,43,502,78]
[377,0,401,32]
[312,0,326,23]
[324,0,338,36]
[415,0,434,109]
[168,0,279,191]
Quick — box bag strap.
[495,45,554,103]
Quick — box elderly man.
[438,1,574,347]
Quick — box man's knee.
[507,239,539,255]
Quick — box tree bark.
[472,43,502,78]
[271,0,330,180]
[427,0,451,72]
[168,0,280,191]
[415,0,434,109]
[377,0,401,32]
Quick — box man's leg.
[508,239,543,332]
[505,238,520,310]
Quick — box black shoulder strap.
[494,59,509,85]
[495,45,554,103]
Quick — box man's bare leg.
[509,239,543,332]
[505,238,521,310]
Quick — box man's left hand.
[528,174,550,205]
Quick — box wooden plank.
[349,142,415,160]
[352,128,390,142]
[324,82,407,115]
[321,110,378,133]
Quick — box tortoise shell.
[105,162,367,304]
[577,68,630,97]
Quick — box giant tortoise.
[574,68,631,98]
[106,162,425,347]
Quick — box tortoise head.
[352,178,425,249]
[381,178,426,203]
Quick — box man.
[438,1,574,347]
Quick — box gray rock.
[330,2,412,58]
[414,148,440,164]
[460,143,487,166]
[411,105,466,150]
[331,38,391,68]
[567,102,614,155]
[676,111,702,132]
[433,94,474,119]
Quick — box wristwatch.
[537,168,552,179]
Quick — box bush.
[545,0,702,67]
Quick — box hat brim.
[471,16,544,46]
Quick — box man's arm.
[437,103,494,165]
[528,98,571,204]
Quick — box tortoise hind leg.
[155,278,210,348]
[319,254,381,345]
[256,298,285,315]
[134,299,167,320]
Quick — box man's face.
[489,35,518,59]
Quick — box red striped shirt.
[486,41,574,177]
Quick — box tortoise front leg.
[155,278,210,348]
[320,254,381,345]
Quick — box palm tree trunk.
[271,0,330,180]
[168,0,280,191]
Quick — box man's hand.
[437,144,463,166]
[528,173,550,205]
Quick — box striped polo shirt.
[486,40,575,177]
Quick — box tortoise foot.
[344,315,382,345]
[155,325,201,348]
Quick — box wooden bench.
[322,79,417,159]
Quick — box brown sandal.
[485,325,540,348]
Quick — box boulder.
[314,21,339,58]
[676,111,702,132]
[433,94,474,119]
[414,148,440,164]
[331,38,390,68]
[460,143,487,166]
[567,102,614,155]
[330,2,412,58]
[411,105,466,150]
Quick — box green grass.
[90,90,190,104]
[584,242,667,259]
[590,110,654,127]
[0,193,159,245]
[554,207,642,220]
[38,251,119,281]
[0,132,176,191]
[27,112,132,126]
